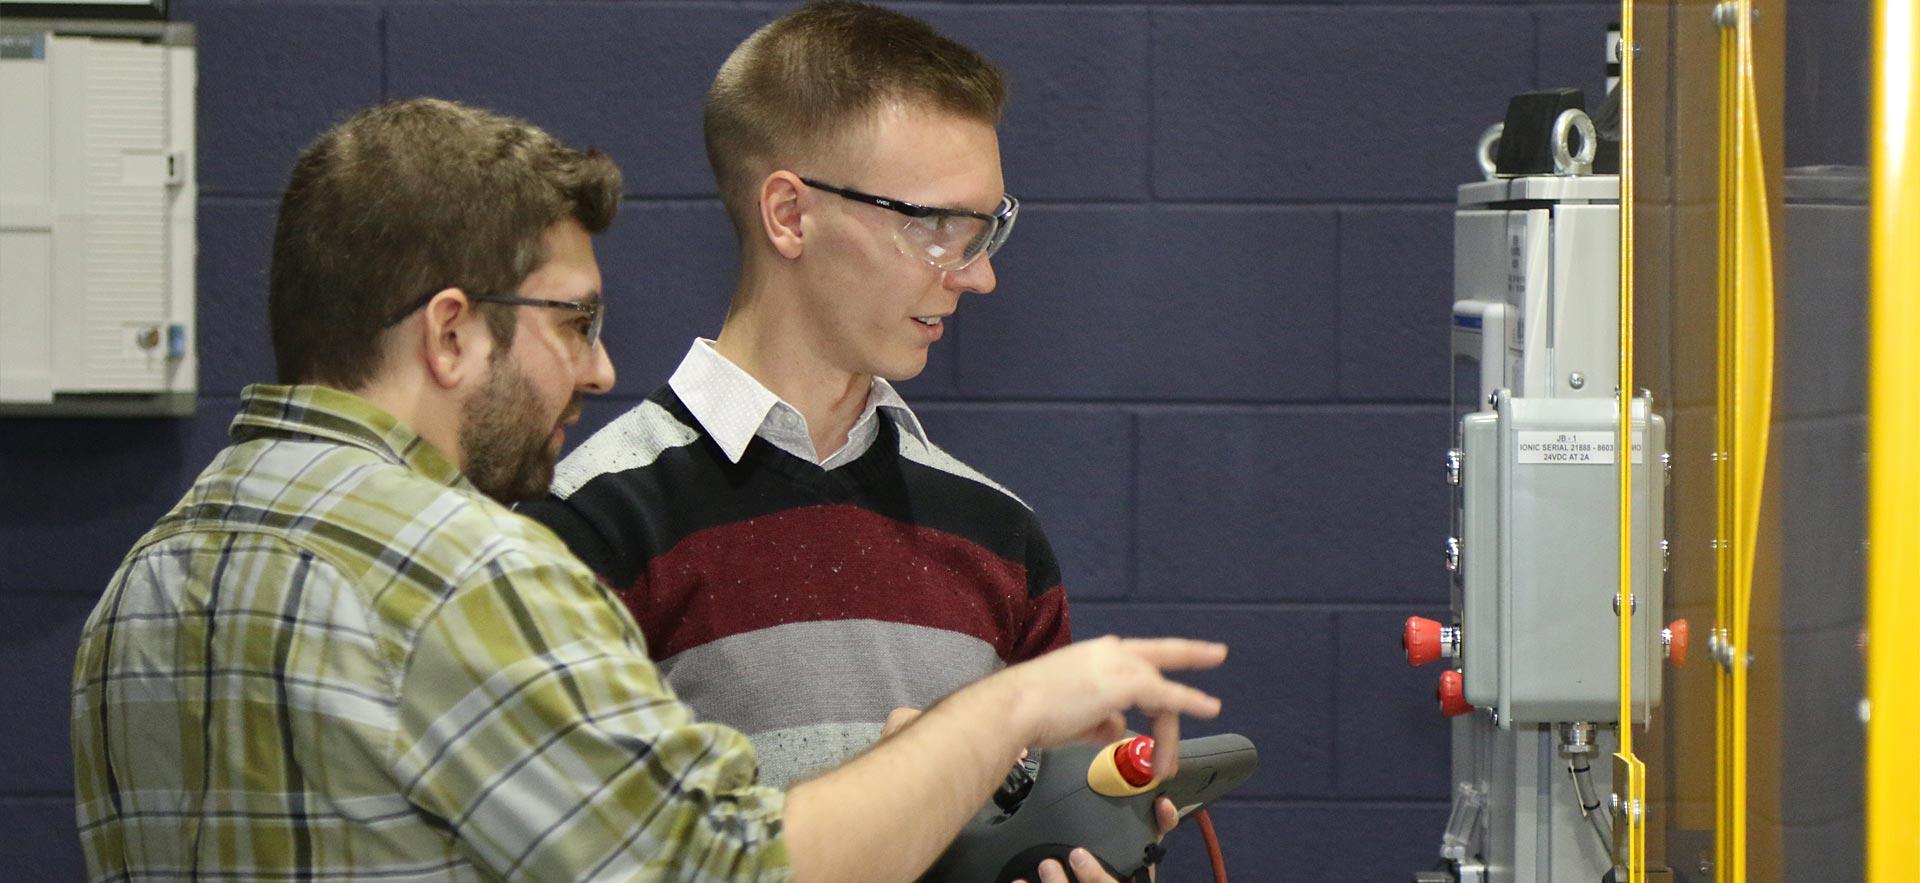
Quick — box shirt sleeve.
[1012,515,1072,661]
[392,551,791,881]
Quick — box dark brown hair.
[703,1,1005,239]
[268,98,622,387]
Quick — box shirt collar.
[668,339,929,464]
[230,383,471,490]
[865,374,928,449]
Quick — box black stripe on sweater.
[523,387,1061,598]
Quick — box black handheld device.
[923,733,1257,883]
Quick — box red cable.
[1195,809,1228,883]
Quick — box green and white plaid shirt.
[71,384,791,882]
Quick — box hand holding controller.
[923,733,1258,883]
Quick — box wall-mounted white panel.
[0,19,195,416]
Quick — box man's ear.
[759,171,807,260]
[418,288,494,389]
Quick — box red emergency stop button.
[1114,735,1155,787]
[1664,619,1689,667]
[1405,616,1443,667]
[1437,670,1473,718]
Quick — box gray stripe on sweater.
[550,399,700,499]
[895,428,1031,510]
[746,721,888,790]
[658,619,1004,772]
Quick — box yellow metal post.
[1617,4,1647,879]
[1715,6,1740,878]
[1867,3,1920,879]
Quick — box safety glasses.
[800,177,1018,272]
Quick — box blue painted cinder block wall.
[2,2,1649,879]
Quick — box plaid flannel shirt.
[70,384,791,882]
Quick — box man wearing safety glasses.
[74,96,1225,883]
[523,5,1166,879]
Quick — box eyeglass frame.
[384,289,605,354]
[798,177,1018,272]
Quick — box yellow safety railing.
[1714,3,1776,881]
[1714,4,1737,876]
[1867,3,1920,880]
[1615,3,1647,880]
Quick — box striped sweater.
[520,386,1072,787]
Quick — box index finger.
[1116,638,1229,671]
[1149,712,1182,781]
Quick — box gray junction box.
[1458,395,1664,724]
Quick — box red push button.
[1664,619,1689,667]
[1404,616,1444,667]
[1437,670,1473,718]
[1114,735,1155,787]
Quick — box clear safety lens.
[580,304,605,357]
[892,195,1018,271]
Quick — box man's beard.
[459,358,578,504]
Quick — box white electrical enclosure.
[0,19,195,416]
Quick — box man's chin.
[876,354,931,383]
[479,457,557,506]
[520,459,558,503]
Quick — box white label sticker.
[1517,431,1645,465]
[1506,227,1527,303]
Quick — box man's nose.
[945,254,996,295]
[579,340,616,394]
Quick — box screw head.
[1569,372,1586,389]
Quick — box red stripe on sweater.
[624,504,1061,662]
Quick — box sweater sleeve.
[521,391,700,594]
[1011,514,1072,661]
[517,493,617,582]
[518,470,657,592]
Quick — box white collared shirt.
[667,339,929,469]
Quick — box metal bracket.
[1711,1,1759,29]
[1708,627,1743,670]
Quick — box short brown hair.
[268,98,622,387]
[703,1,1005,239]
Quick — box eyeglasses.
[386,289,605,358]
[800,177,1018,272]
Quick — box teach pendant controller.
[924,733,1257,883]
